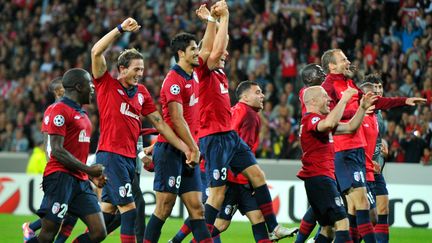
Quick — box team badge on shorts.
[119,186,126,198]
[224,204,233,215]
[334,196,343,207]
[52,202,60,215]
[213,169,220,180]
[168,176,176,187]
[353,171,365,182]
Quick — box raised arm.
[196,4,217,62]
[206,1,229,70]
[335,92,378,134]
[317,87,357,132]
[91,18,141,78]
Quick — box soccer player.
[27,68,107,243]
[90,17,192,243]
[143,32,211,243]
[295,64,326,243]
[195,3,296,241]
[320,49,426,242]
[23,77,78,243]
[298,85,376,243]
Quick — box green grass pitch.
[1,214,431,242]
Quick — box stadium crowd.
[1,0,432,164]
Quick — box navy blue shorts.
[153,142,201,195]
[199,131,257,187]
[374,173,388,196]
[218,182,259,220]
[304,176,347,226]
[334,148,366,193]
[37,172,100,224]
[96,151,136,206]
[200,169,209,202]
[366,181,377,209]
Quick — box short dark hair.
[321,49,341,73]
[171,33,197,62]
[364,73,383,84]
[236,81,258,100]
[117,48,143,70]
[48,76,63,94]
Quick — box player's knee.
[369,208,378,226]
[38,231,57,243]
[319,226,333,238]
[334,217,349,231]
[246,210,265,225]
[214,219,230,233]
[155,198,176,219]
[243,165,266,186]
[89,226,107,242]
[188,203,205,219]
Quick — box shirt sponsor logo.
[74,115,81,120]
[185,84,192,88]
[78,130,91,143]
[170,84,181,95]
[53,115,65,127]
[120,103,140,120]
[220,83,229,94]
[189,93,199,107]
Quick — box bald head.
[303,86,324,104]
[62,68,92,90]
[303,86,330,114]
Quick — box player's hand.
[372,161,381,174]
[340,87,358,102]
[360,91,378,110]
[91,174,107,188]
[186,149,200,168]
[381,139,389,157]
[405,97,426,106]
[212,0,228,17]
[196,4,210,21]
[121,17,141,32]
[87,164,104,177]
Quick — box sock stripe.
[258,202,274,216]
[120,234,136,243]
[180,224,191,234]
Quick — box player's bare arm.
[335,92,378,134]
[168,102,200,165]
[91,17,141,78]
[49,134,103,177]
[405,97,427,106]
[316,87,357,132]
[206,1,229,70]
[146,111,190,156]
[196,4,217,62]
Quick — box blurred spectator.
[26,137,46,174]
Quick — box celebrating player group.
[23,1,426,243]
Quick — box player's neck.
[177,60,193,75]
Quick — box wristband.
[117,24,125,33]
[207,16,217,23]
[138,151,146,160]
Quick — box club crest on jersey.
[213,169,220,180]
[53,115,65,127]
[78,130,91,143]
[311,117,320,124]
[44,116,50,125]
[52,202,60,214]
[119,186,126,197]
[219,83,229,94]
[117,89,125,96]
[138,93,144,106]
[170,84,180,95]
[193,72,199,83]
[168,176,176,187]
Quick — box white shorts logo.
[334,196,343,207]
[168,176,176,187]
[354,171,364,182]
[52,202,60,214]
[119,186,126,197]
[224,204,232,215]
[213,169,220,180]
[53,115,65,127]
[170,84,181,95]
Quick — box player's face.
[79,79,92,105]
[317,88,331,114]
[310,65,326,86]
[55,86,65,98]
[123,59,144,87]
[246,85,265,110]
[332,51,353,78]
[184,41,199,67]
[217,50,229,69]
[374,83,383,97]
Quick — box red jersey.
[362,114,378,182]
[41,104,55,133]
[297,112,336,180]
[195,57,232,138]
[157,65,200,143]
[227,102,261,184]
[44,98,92,180]
[94,71,157,158]
[299,87,306,115]
[321,73,406,152]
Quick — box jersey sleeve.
[41,106,52,133]
[46,104,68,137]
[303,114,321,133]
[162,75,184,105]
[140,86,158,116]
